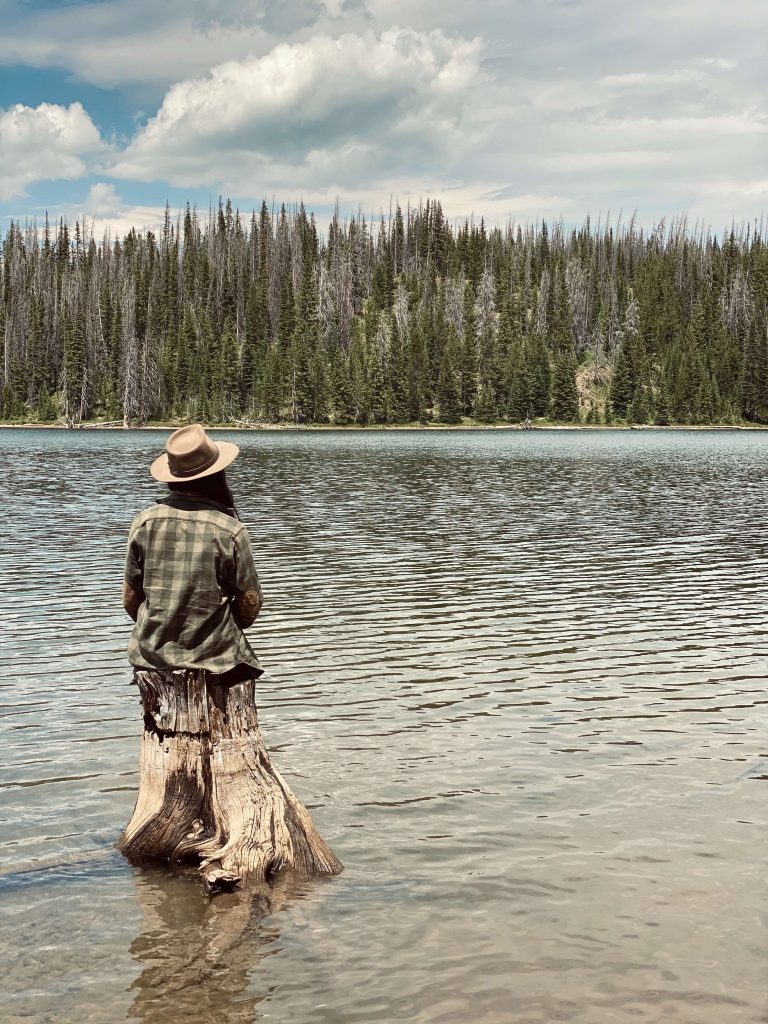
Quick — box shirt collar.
[158,493,238,519]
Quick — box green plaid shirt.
[124,494,263,675]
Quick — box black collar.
[157,493,238,519]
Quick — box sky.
[0,0,766,238]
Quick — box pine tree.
[0,200,766,430]
[609,346,633,420]
[460,282,478,415]
[741,322,768,422]
[504,340,535,421]
[473,383,498,423]
[387,318,411,423]
[407,320,430,422]
[550,351,579,422]
[63,309,87,425]
[528,335,551,416]
[332,347,356,425]
[629,385,650,424]
[259,345,284,422]
[654,374,671,425]
[1,357,25,420]
[215,320,240,421]
[436,328,463,423]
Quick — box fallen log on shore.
[117,670,343,892]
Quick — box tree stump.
[117,670,343,892]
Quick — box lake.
[0,427,766,1024]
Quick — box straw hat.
[150,424,240,483]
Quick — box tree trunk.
[117,670,343,893]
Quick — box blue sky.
[1,0,766,237]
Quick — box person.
[123,424,263,683]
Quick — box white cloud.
[1,0,767,229]
[598,58,737,91]
[0,102,103,200]
[598,69,706,89]
[0,3,275,88]
[71,184,168,239]
[82,182,123,216]
[592,110,768,138]
[85,204,169,240]
[108,29,484,191]
[690,179,768,197]
[696,57,737,70]
[272,180,578,224]
[539,150,672,171]
[5,182,168,241]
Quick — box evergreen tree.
[609,346,633,419]
[473,383,499,423]
[63,309,87,425]
[436,327,463,423]
[629,385,650,425]
[407,320,430,422]
[214,320,240,420]
[550,351,579,421]
[259,345,284,422]
[0,199,765,429]
[654,374,671,425]
[387,318,411,423]
[460,282,478,415]
[741,322,768,422]
[528,335,551,416]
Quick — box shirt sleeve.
[123,521,146,620]
[230,526,263,627]
[124,522,144,588]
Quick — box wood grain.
[117,670,343,892]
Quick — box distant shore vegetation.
[1,199,766,429]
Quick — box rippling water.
[1,427,766,1024]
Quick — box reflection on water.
[129,868,324,1024]
[0,427,767,1023]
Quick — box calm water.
[0,427,766,1024]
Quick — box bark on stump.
[117,670,343,892]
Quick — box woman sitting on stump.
[123,424,263,683]
[119,425,342,892]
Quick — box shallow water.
[0,427,766,1024]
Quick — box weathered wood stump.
[117,670,343,892]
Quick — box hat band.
[170,443,220,477]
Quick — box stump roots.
[117,670,343,892]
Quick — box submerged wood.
[117,670,343,892]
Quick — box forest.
[1,198,767,427]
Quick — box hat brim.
[150,440,240,483]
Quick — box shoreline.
[0,421,763,432]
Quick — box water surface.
[1,427,766,1023]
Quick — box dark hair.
[168,470,235,510]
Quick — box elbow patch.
[236,589,262,622]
